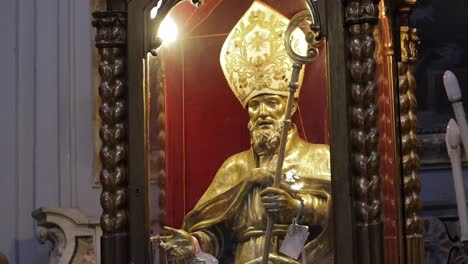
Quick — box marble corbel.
[32,208,102,264]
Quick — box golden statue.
[156,2,332,263]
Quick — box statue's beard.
[248,120,283,156]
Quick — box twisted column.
[92,11,129,264]
[155,81,168,227]
[149,56,168,227]
[399,25,424,264]
[345,0,383,262]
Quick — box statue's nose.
[258,103,268,117]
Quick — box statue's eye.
[268,100,279,108]
[249,102,259,109]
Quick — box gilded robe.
[182,128,333,263]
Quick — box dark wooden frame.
[127,0,150,262]
[93,0,436,263]
[91,0,425,263]
[124,0,386,263]
[326,1,357,262]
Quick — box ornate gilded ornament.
[220,1,307,107]
[408,28,420,62]
[399,26,424,264]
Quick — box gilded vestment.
[182,128,333,264]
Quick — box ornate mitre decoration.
[220,1,307,107]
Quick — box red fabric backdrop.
[151,0,329,228]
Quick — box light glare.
[158,16,178,45]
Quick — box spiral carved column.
[345,0,383,263]
[149,56,168,227]
[398,25,424,263]
[155,69,168,227]
[92,11,129,264]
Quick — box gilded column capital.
[408,28,420,62]
[400,26,419,63]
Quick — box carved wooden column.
[154,57,168,227]
[344,0,384,263]
[398,2,425,262]
[92,9,129,264]
[148,55,168,230]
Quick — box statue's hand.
[250,167,274,186]
[156,226,195,263]
[259,187,299,218]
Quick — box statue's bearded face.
[247,94,288,155]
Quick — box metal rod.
[261,63,303,264]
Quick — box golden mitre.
[220,1,307,108]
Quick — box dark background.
[410,0,468,133]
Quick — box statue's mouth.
[257,120,274,127]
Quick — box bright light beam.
[158,16,178,46]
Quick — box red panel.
[296,41,329,144]
[183,36,251,215]
[163,43,185,227]
[156,0,329,228]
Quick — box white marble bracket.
[32,208,102,264]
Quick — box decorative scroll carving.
[92,10,129,264]
[344,0,383,263]
[398,25,425,263]
[37,227,66,261]
[32,207,102,264]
